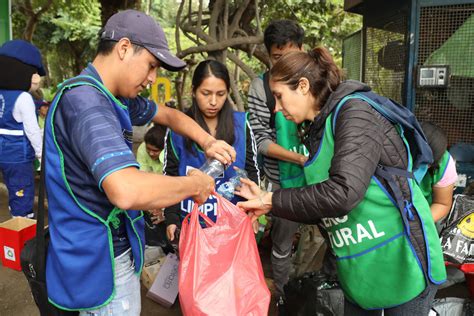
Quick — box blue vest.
[44,76,145,311]
[169,112,247,223]
[0,90,35,163]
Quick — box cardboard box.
[141,258,165,290]
[0,217,36,271]
[146,253,179,308]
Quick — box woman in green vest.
[236,47,446,315]
[419,121,458,223]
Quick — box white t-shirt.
[12,92,42,159]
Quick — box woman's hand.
[167,224,178,241]
[237,191,273,223]
[234,178,261,200]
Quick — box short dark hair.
[144,124,166,149]
[264,20,305,53]
[96,39,145,56]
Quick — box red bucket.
[460,264,474,299]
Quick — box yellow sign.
[457,213,474,239]
[151,77,172,105]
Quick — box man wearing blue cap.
[43,10,236,315]
[0,40,45,219]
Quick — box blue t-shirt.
[53,63,157,256]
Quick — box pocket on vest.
[337,234,426,309]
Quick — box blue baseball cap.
[100,10,186,71]
[0,40,46,76]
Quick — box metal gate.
[414,3,474,147]
[364,11,409,104]
[342,30,362,81]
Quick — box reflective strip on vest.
[0,128,24,136]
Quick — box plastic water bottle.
[199,159,225,179]
[217,169,248,200]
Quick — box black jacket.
[272,80,428,272]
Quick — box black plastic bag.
[440,194,474,265]
[283,271,344,316]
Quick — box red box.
[0,217,37,271]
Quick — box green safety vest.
[303,99,446,309]
[260,71,307,188]
[419,151,451,205]
[275,112,307,188]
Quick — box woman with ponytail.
[236,47,446,315]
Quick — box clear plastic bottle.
[199,159,225,179]
[217,169,248,200]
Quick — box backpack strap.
[374,164,415,235]
[331,94,418,234]
[262,71,276,129]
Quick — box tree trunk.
[99,0,141,26]
[18,0,53,41]
[23,15,38,41]
[176,0,265,110]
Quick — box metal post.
[405,0,420,111]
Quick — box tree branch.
[228,51,257,79]
[209,0,224,39]
[175,0,186,54]
[229,77,243,111]
[177,35,262,58]
[228,0,252,37]
[197,0,203,32]
[37,0,53,16]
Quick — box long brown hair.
[270,47,343,111]
[185,60,235,153]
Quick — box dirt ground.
[0,173,470,315]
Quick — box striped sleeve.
[247,77,280,184]
[247,77,274,153]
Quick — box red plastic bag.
[178,193,271,315]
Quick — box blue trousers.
[80,249,141,316]
[344,282,438,316]
[0,161,35,217]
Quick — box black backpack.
[20,139,78,316]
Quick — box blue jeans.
[0,161,35,217]
[80,249,141,316]
[344,282,438,316]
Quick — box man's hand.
[203,138,236,166]
[297,153,308,166]
[187,169,215,204]
[167,224,177,241]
